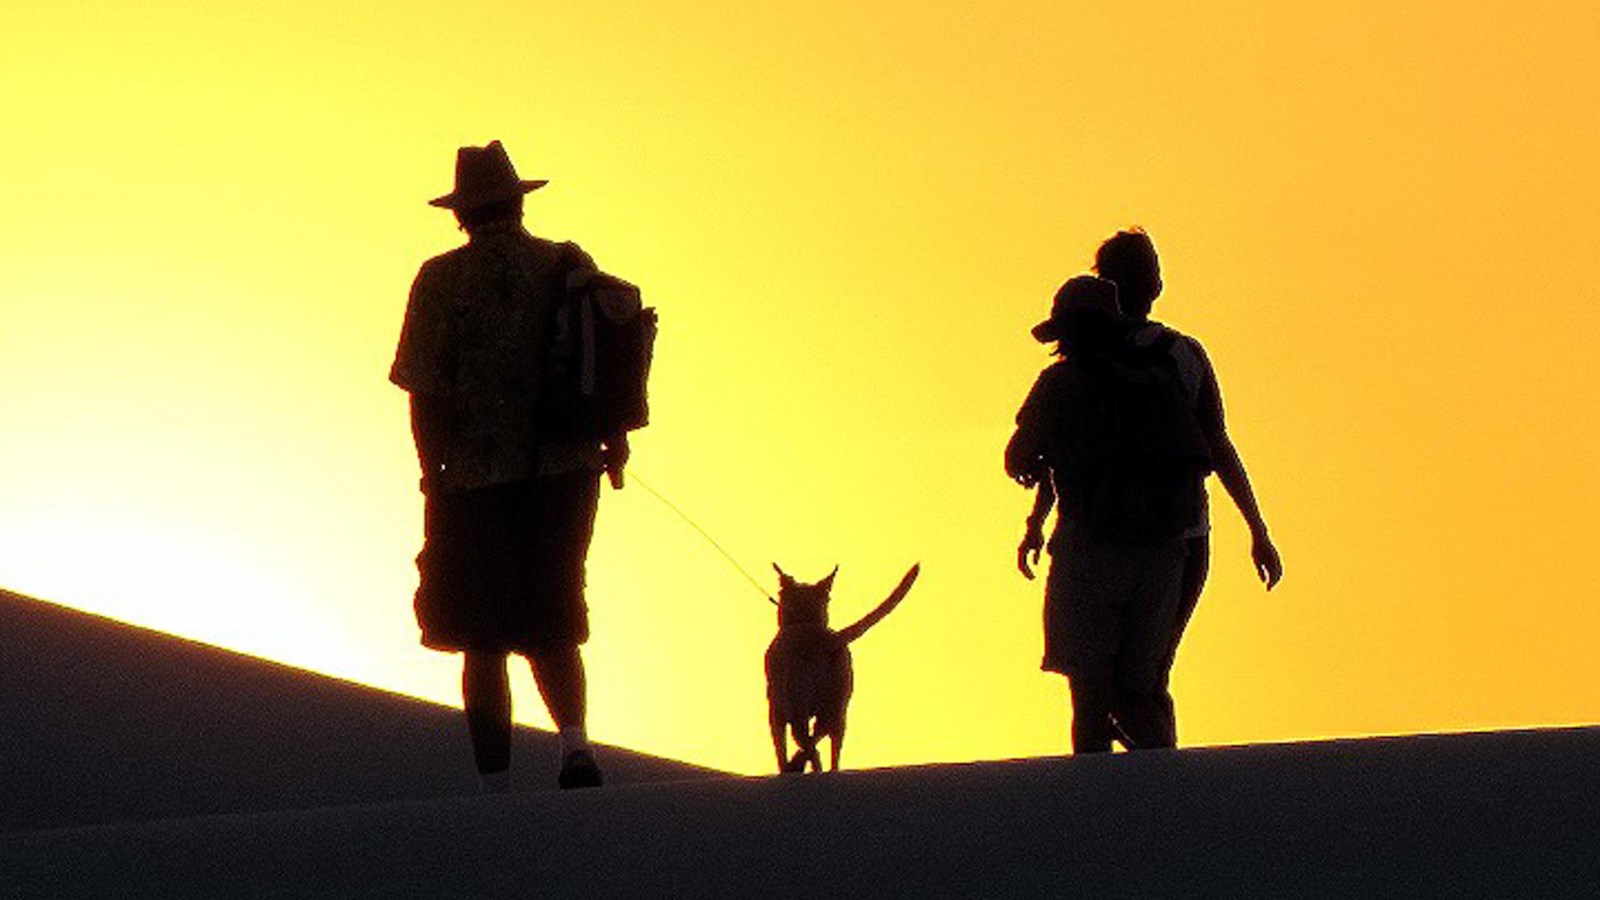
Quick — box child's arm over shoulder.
[1006,364,1067,485]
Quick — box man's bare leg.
[529,646,601,788]
[462,651,512,790]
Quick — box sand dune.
[0,589,714,833]
[3,590,1596,898]
[4,728,1597,898]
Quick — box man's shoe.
[558,749,603,790]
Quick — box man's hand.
[1017,524,1045,580]
[1007,457,1043,489]
[1252,532,1283,590]
[603,433,631,489]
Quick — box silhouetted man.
[390,141,626,791]
[1092,229,1281,745]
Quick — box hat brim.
[1031,319,1061,343]
[428,179,549,209]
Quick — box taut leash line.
[627,471,777,606]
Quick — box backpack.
[1052,331,1212,543]
[540,268,657,441]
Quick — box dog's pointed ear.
[772,563,795,590]
[819,565,838,592]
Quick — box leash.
[627,471,777,606]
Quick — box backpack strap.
[1128,321,1178,357]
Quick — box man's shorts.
[1042,531,1186,692]
[413,472,600,655]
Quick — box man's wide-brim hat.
[429,140,547,210]
[1032,275,1121,342]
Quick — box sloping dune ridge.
[1,590,1596,899]
[0,589,716,833]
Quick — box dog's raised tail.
[835,563,920,645]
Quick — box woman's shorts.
[1041,532,1186,691]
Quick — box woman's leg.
[1068,672,1117,754]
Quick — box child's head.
[1032,275,1123,355]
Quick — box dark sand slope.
[3,588,1596,898]
[0,589,716,833]
[4,728,1598,899]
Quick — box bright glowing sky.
[3,1,1597,774]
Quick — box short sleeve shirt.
[390,223,598,491]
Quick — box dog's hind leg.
[789,721,823,772]
[828,715,847,772]
[769,706,791,773]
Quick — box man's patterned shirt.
[390,222,597,491]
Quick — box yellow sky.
[2,1,1597,774]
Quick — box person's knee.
[464,650,507,671]
[1068,671,1114,714]
[527,645,586,698]
[462,652,510,699]
[528,644,583,675]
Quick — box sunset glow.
[3,1,1597,773]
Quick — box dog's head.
[772,564,837,628]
